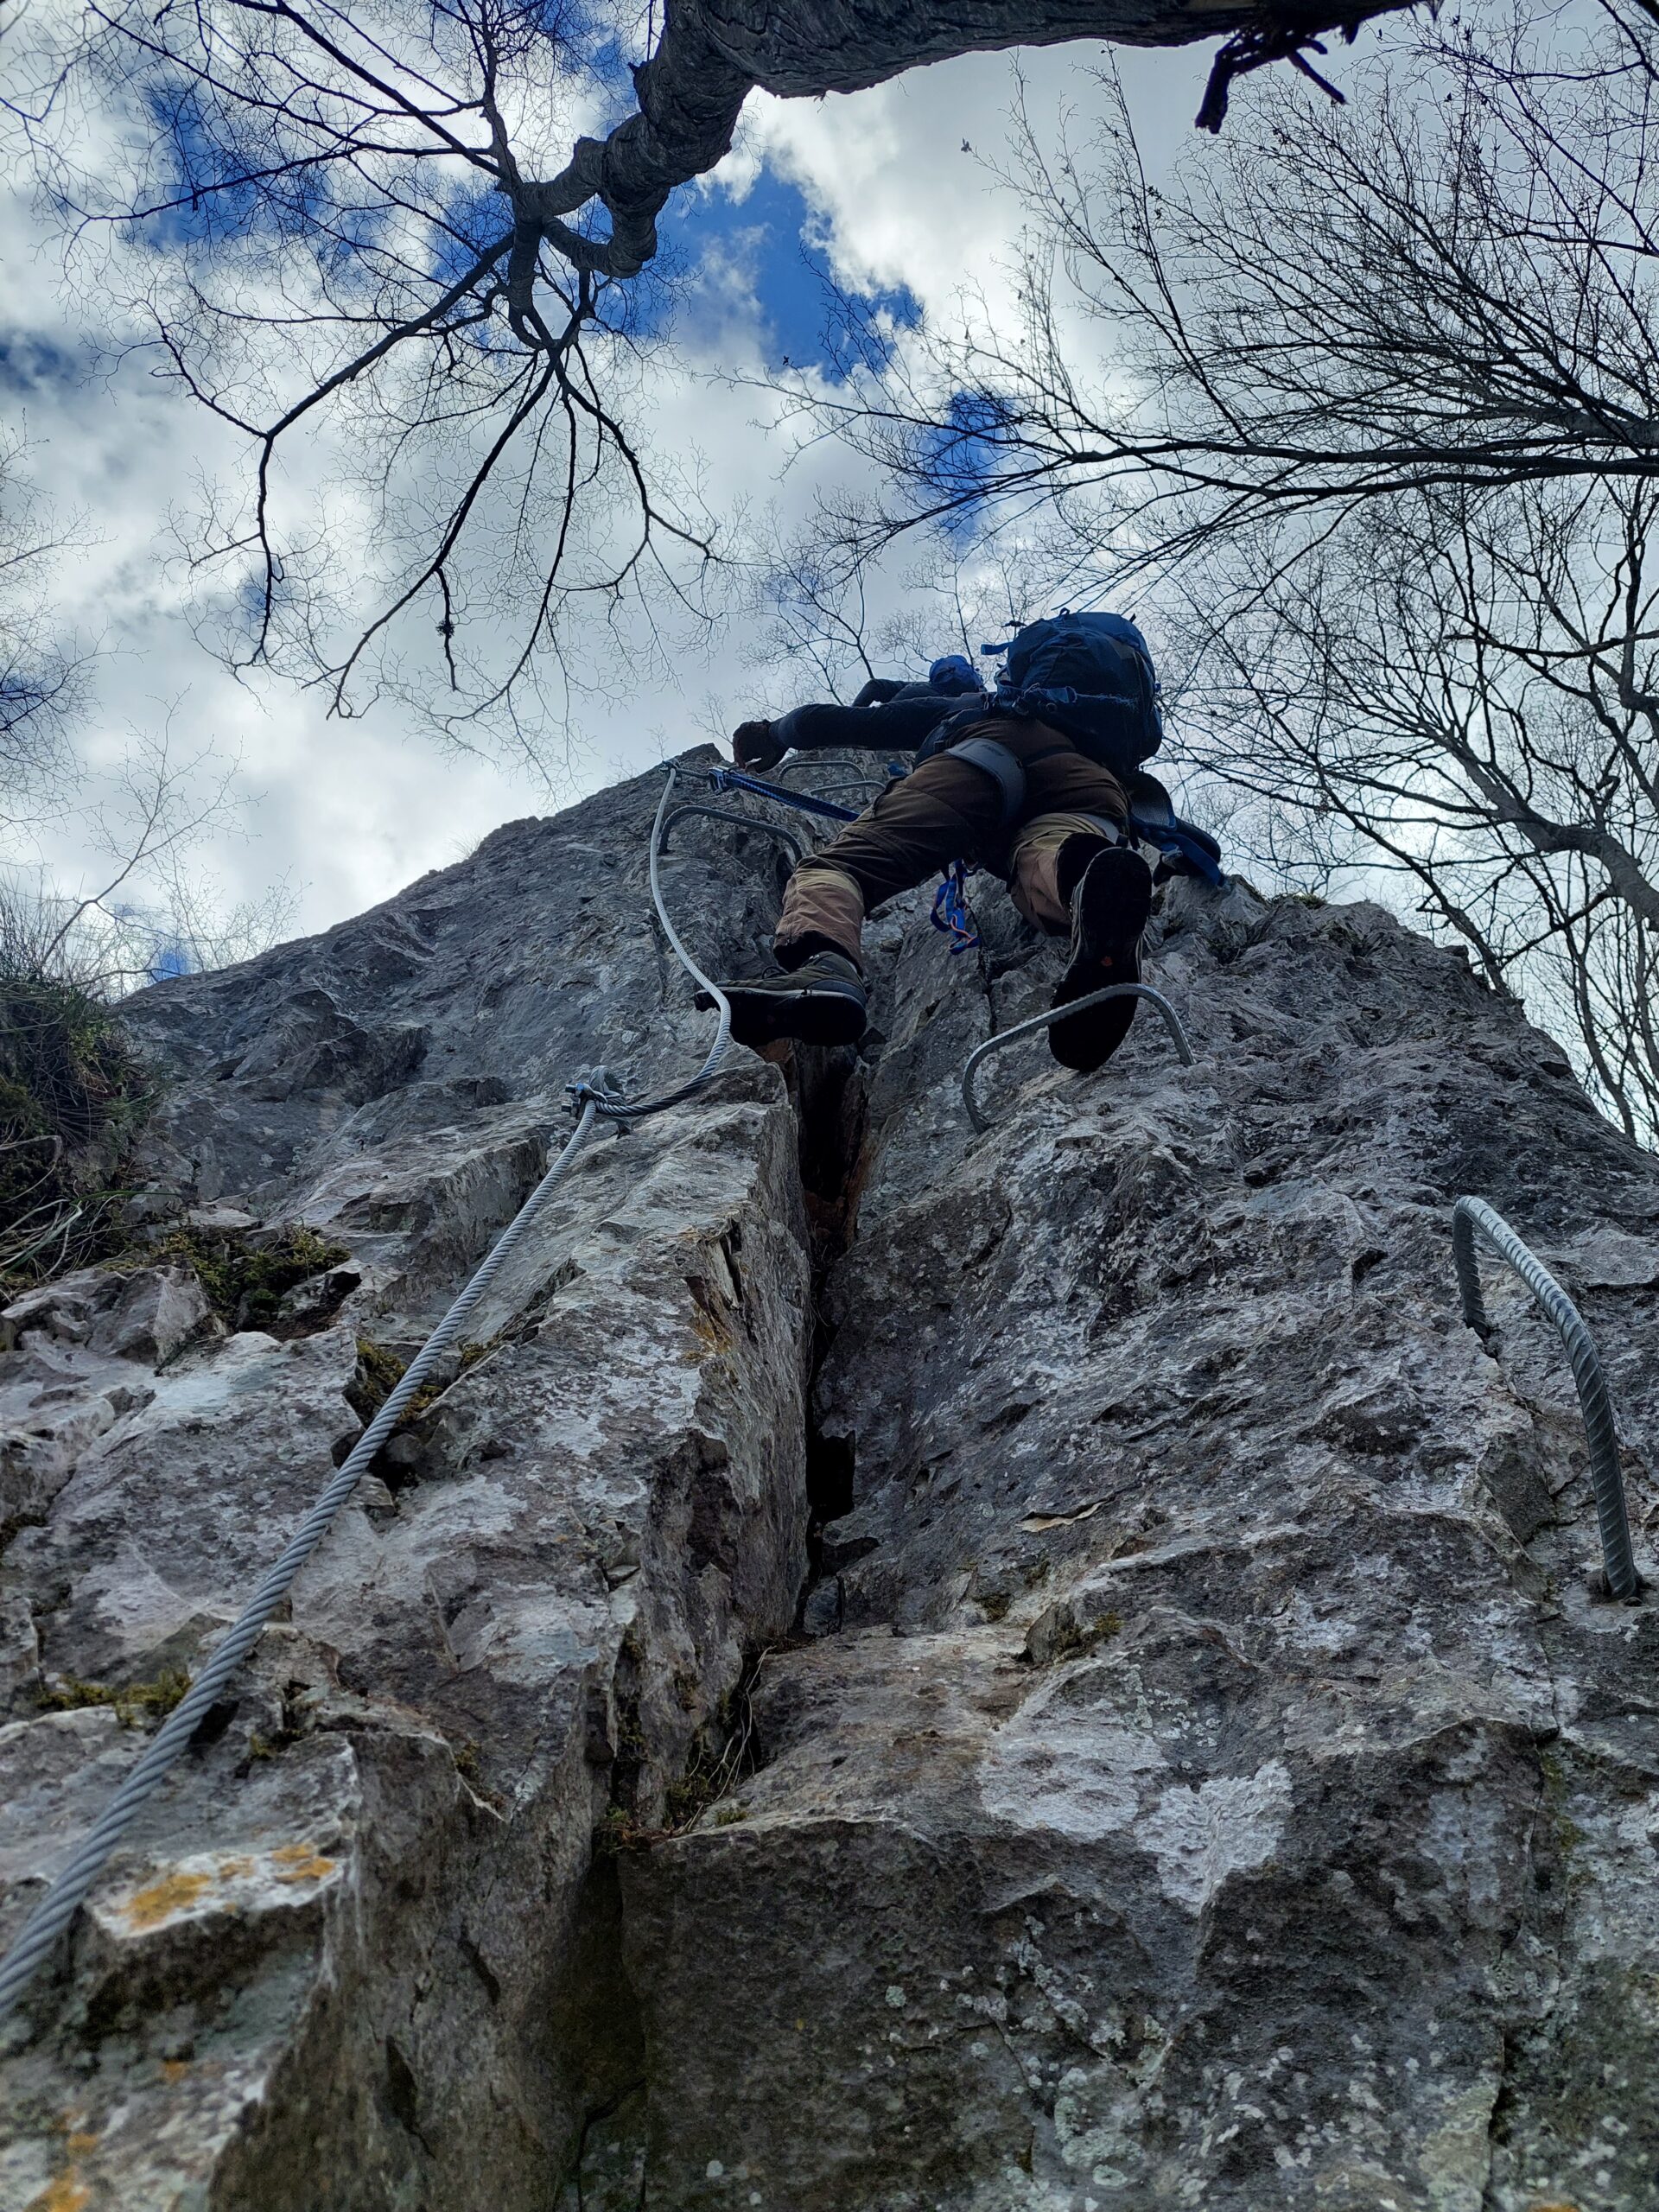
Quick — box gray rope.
[1452,1196,1642,1602]
[572,764,734,1124]
[961,983,1195,1133]
[0,1100,604,2023]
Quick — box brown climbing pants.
[775,721,1130,969]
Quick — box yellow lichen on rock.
[111,1845,338,1934]
[118,1868,213,1931]
[270,1843,337,1885]
[25,2172,92,2212]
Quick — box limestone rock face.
[0,756,811,2211]
[3,750,1658,2212]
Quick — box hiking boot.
[1048,847,1154,1071]
[697,951,868,1049]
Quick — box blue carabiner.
[929,860,980,953]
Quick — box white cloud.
[741,42,1215,319]
[0,33,1224,944]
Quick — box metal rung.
[961,983,1194,1133]
[659,803,804,869]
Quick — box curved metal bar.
[1453,1195,1642,1600]
[569,764,733,1123]
[961,983,1194,1134]
[659,802,804,869]
[804,779,888,803]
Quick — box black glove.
[732,720,785,771]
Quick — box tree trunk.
[527,0,1409,275]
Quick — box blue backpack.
[982,610,1163,780]
[925,609,1222,883]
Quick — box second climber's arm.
[732,696,952,768]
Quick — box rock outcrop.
[3,748,1657,2212]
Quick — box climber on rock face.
[703,617,1206,1075]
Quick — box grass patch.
[451,1736,506,1812]
[1,971,156,1295]
[1046,1610,1122,1664]
[346,1336,409,1423]
[598,1804,651,1854]
[601,1649,770,1851]
[664,1750,723,1830]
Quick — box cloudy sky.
[1,29,1217,949]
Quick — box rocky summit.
[3,747,1659,2212]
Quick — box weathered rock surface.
[3,749,1659,2211]
[624,879,1659,2212]
[0,757,811,2209]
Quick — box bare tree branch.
[3,0,1409,758]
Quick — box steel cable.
[0,1100,601,2022]
[571,764,734,1123]
[1,760,750,2022]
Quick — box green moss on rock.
[143,1222,350,1331]
[42,1669,190,1729]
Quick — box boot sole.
[1049,849,1154,1072]
[696,982,868,1049]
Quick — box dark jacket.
[771,670,984,757]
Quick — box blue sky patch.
[918,389,1018,540]
[684,169,921,375]
[0,333,85,396]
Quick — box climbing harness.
[0,762,734,2024]
[1452,1196,1643,1602]
[930,861,981,954]
[703,764,979,949]
[960,984,1194,1133]
[936,732,1027,826]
